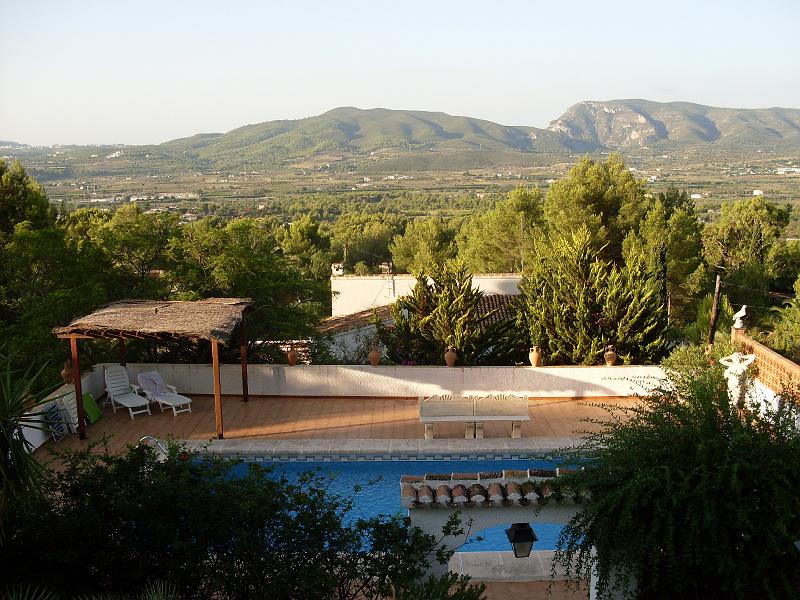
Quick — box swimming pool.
[252,458,565,552]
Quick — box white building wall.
[411,503,580,577]
[328,325,380,362]
[331,274,522,317]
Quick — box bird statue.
[732,305,747,329]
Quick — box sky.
[2,0,799,146]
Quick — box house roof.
[476,294,517,329]
[53,298,254,346]
[400,467,576,509]
[318,305,393,335]
[318,294,517,336]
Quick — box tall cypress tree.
[521,227,668,365]
[375,261,509,365]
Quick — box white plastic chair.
[137,371,192,416]
[104,365,151,419]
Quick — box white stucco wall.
[411,503,581,577]
[331,273,522,316]
[111,363,665,398]
[329,325,378,362]
[22,364,107,451]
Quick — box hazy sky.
[2,0,799,146]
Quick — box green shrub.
[1,443,484,600]
[555,362,800,598]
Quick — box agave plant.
[1,585,59,600]
[3,582,180,600]
[0,344,62,527]
[75,581,182,600]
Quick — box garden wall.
[22,364,107,450]
[732,327,800,393]
[114,362,666,399]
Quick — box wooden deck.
[44,394,638,455]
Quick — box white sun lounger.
[137,371,192,416]
[104,365,151,419]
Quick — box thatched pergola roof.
[53,298,254,345]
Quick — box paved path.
[182,436,586,459]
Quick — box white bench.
[473,394,530,439]
[419,394,530,439]
[419,394,476,439]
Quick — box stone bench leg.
[511,421,522,439]
[464,422,476,438]
[474,422,484,439]
[424,423,434,440]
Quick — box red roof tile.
[318,305,393,335]
[399,469,577,509]
[319,294,516,336]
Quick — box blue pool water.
[253,459,564,552]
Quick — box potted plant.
[286,345,298,366]
[367,346,381,366]
[604,345,618,366]
[444,346,458,367]
[529,346,543,367]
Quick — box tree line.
[2,154,800,373]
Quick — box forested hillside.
[3,153,799,372]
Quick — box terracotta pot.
[60,361,73,383]
[444,346,458,367]
[529,346,543,367]
[367,347,381,366]
[287,347,298,366]
[604,345,617,366]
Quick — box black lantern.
[505,522,537,558]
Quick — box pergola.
[53,297,254,440]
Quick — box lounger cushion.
[138,372,172,396]
[82,393,103,424]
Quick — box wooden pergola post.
[240,319,249,403]
[211,338,224,439]
[69,335,87,440]
[118,336,127,366]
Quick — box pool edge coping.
[176,436,585,460]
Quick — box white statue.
[718,352,756,408]
[732,305,747,329]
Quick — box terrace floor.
[43,394,638,457]
[482,580,585,599]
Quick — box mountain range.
[8,100,800,172]
[159,100,800,165]
[548,100,800,150]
